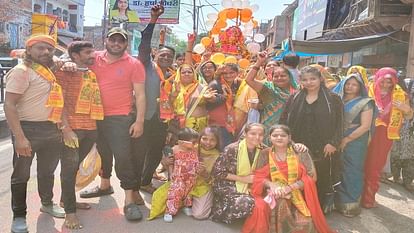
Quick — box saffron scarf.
[31,63,64,123]
[220,77,236,134]
[75,70,104,120]
[269,147,311,217]
[368,67,405,139]
[236,139,260,194]
[173,65,205,127]
[199,147,220,175]
[347,65,368,85]
[155,63,175,121]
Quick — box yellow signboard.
[31,13,58,42]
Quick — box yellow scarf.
[368,83,405,139]
[269,147,311,217]
[236,139,260,194]
[31,63,64,123]
[199,147,220,174]
[75,70,104,120]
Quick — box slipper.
[123,203,142,221]
[79,186,114,198]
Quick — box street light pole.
[193,0,197,33]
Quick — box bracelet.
[186,50,192,53]
[251,66,260,71]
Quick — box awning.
[290,31,397,55]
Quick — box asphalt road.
[0,137,413,233]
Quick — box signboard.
[327,55,342,68]
[131,29,141,56]
[109,0,180,24]
[293,0,329,41]
[32,13,58,42]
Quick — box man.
[78,27,146,221]
[282,53,300,83]
[4,34,65,233]
[55,41,103,229]
[134,4,174,195]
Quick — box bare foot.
[60,202,91,210]
[133,191,145,205]
[64,213,83,229]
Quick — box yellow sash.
[236,139,260,194]
[31,63,64,123]
[75,70,104,120]
[269,147,311,217]
[368,83,405,139]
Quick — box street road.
[0,137,413,233]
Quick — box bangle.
[251,66,260,71]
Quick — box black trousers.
[11,121,63,218]
[97,115,138,190]
[60,130,97,214]
[131,113,167,188]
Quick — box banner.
[109,0,180,24]
[31,13,58,42]
[293,0,329,41]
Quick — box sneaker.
[163,213,173,223]
[182,207,193,216]
[40,203,65,218]
[11,217,28,233]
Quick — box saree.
[362,67,407,208]
[173,66,208,132]
[242,148,334,233]
[332,74,375,215]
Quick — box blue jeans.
[11,121,63,218]
[96,115,138,190]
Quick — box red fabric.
[362,126,393,207]
[242,162,335,233]
[373,67,397,121]
[90,51,145,116]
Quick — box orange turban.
[26,34,56,48]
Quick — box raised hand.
[256,51,267,66]
[187,32,196,45]
[203,88,217,100]
[151,4,165,20]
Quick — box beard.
[106,45,126,56]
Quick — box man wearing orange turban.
[5,33,64,233]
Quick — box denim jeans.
[96,115,138,190]
[131,113,167,188]
[60,130,97,214]
[11,121,63,218]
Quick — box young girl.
[192,126,221,220]
[164,128,200,223]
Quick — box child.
[164,128,200,223]
[192,126,221,220]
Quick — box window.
[46,3,53,14]
[34,4,42,13]
[62,10,69,21]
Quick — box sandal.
[60,202,91,210]
[123,203,142,221]
[79,186,114,198]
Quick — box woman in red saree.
[242,125,335,233]
[361,67,413,208]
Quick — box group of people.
[4,4,414,233]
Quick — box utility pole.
[193,0,197,33]
[102,0,108,48]
[402,0,414,79]
[181,2,219,35]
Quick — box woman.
[310,64,338,89]
[170,64,215,132]
[246,51,299,132]
[243,125,334,233]
[361,67,413,208]
[332,73,375,217]
[280,66,344,213]
[390,82,414,193]
[211,123,265,223]
[110,0,140,23]
[347,65,369,85]
[197,61,217,84]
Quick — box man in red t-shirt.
[78,27,146,221]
